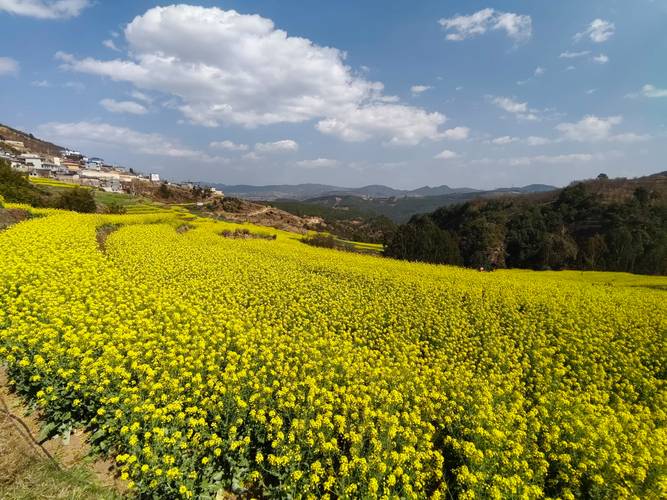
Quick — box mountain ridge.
[207,182,557,201]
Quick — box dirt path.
[0,369,124,498]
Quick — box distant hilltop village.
[0,135,223,197]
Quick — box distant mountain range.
[209,182,557,201]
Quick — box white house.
[20,153,42,170]
[149,173,160,182]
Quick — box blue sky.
[0,0,665,189]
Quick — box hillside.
[271,184,560,223]
[385,171,667,275]
[207,182,546,201]
[0,123,65,157]
[191,196,325,233]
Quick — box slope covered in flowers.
[0,210,665,499]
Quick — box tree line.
[384,179,667,275]
[0,159,97,213]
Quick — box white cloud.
[296,158,339,168]
[0,56,19,75]
[574,19,615,43]
[642,84,667,98]
[411,85,432,95]
[518,66,546,86]
[611,133,650,143]
[242,152,261,161]
[442,126,470,141]
[255,139,299,154]
[491,136,519,145]
[209,140,248,152]
[129,90,152,103]
[103,39,120,52]
[559,50,590,59]
[555,115,648,143]
[100,98,148,115]
[491,96,539,121]
[593,54,609,64]
[55,5,444,145]
[0,0,90,19]
[38,121,225,162]
[506,153,599,166]
[439,8,532,42]
[556,115,622,142]
[316,104,446,145]
[31,79,50,87]
[525,136,551,146]
[586,88,598,95]
[434,149,459,160]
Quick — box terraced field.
[0,207,665,498]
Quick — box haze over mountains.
[209,182,557,201]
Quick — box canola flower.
[0,210,665,499]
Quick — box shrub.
[0,159,48,206]
[56,188,96,213]
[105,202,127,214]
[302,233,336,248]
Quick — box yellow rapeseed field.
[0,209,665,499]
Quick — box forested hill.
[384,172,667,276]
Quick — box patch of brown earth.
[0,368,124,493]
[0,208,30,232]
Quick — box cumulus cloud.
[491,96,539,121]
[438,8,532,43]
[56,5,444,145]
[434,149,459,160]
[593,54,609,64]
[574,19,615,43]
[442,126,470,141]
[489,136,552,146]
[0,56,19,75]
[556,115,622,142]
[0,0,90,19]
[296,158,339,168]
[209,140,248,151]
[103,39,120,52]
[556,115,649,143]
[559,51,590,59]
[534,66,545,77]
[100,98,147,115]
[316,104,446,145]
[525,136,551,146]
[411,85,432,95]
[38,121,225,162]
[255,140,299,154]
[129,90,152,103]
[491,136,519,145]
[641,84,667,98]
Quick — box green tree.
[384,216,461,265]
[56,188,97,213]
[0,159,48,206]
